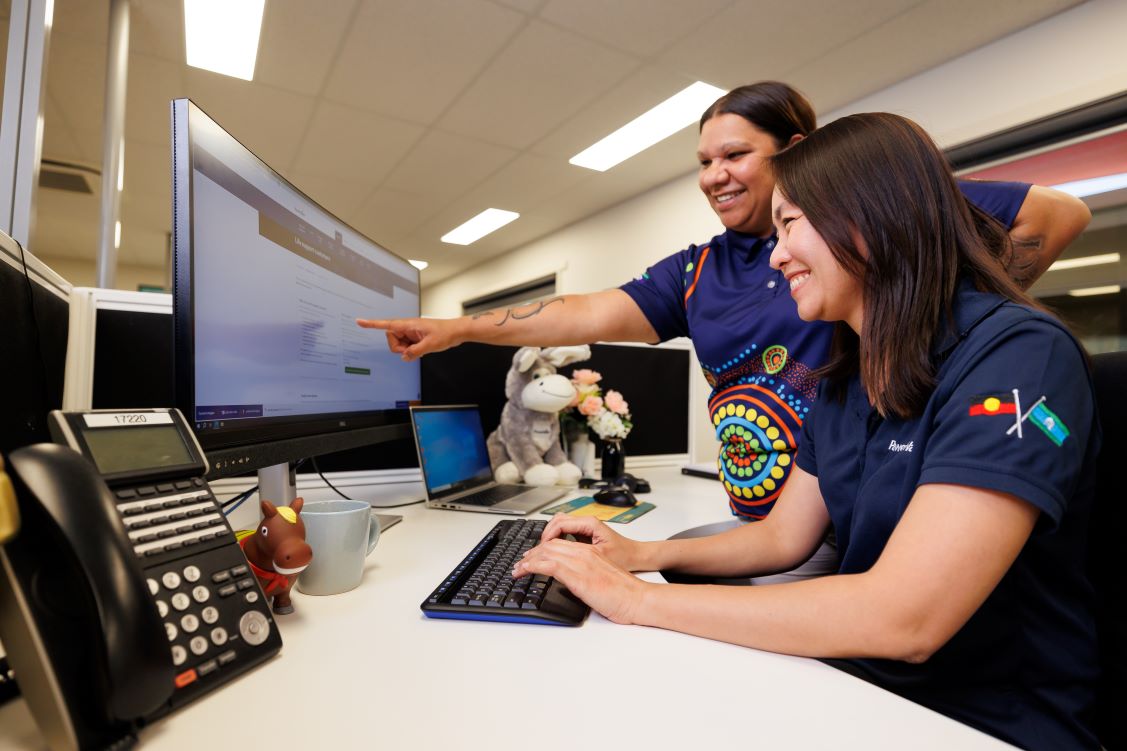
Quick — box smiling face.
[769,189,865,333]
[697,113,784,236]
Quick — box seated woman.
[513,112,1100,751]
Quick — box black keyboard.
[420,519,590,626]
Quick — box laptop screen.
[411,406,494,496]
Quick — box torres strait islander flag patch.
[968,394,1018,416]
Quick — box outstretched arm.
[356,289,658,361]
[1007,185,1091,288]
[518,481,1037,660]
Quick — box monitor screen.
[172,99,420,477]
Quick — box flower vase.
[600,438,625,481]
[567,433,596,478]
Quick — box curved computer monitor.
[171,99,420,482]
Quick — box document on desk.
[541,496,654,523]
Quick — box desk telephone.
[0,408,282,750]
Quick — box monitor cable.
[308,456,425,509]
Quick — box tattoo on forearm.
[1008,235,1044,287]
[471,310,495,320]
[490,296,564,327]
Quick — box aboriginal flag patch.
[969,394,1018,417]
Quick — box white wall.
[422,0,1127,465]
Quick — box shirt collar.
[933,278,1007,357]
[725,228,775,260]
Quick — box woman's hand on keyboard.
[511,534,647,625]
[539,513,642,571]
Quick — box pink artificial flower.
[571,369,602,386]
[578,395,604,416]
[604,390,629,415]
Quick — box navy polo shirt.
[621,180,1030,519]
[798,283,1100,750]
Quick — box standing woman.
[514,113,1100,751]
[360,82,1089,523]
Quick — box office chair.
[1089,351,1127,751]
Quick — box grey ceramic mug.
[296,500,380,596]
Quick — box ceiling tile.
[44,34,107,147]
[125,53,185,148]
[352,187,437,249]
[183,68,317,172]
[529,67,706,161]
[322,0,526,125]
[539,0,731,58]
[41,91,85,164]
[381,130,518,204]
[436,20,641,150]
[51,0,108,43]
[129,0,183,64]
[255,0,359,96]
[289,100,424,184]
[121,140,172,207]
[788,0,1085,114]
[466,152,592,213]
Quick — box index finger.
[542,513,599,542]
[355,318,391,329]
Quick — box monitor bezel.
[171,98,419,476]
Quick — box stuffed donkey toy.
[487,345,591,486]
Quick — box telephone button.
[137,486,157,496]
[236,578,255,591]
[230,564,249,577]
[189,636,208,656]
[211,571,232,584]
[116,488,138,500]
[201,606,220,624]
[183,565,201,582]
[175,480,192,490]
[164,542,183,552]
[156,600,169,618]
[162,572,182,590]
[157,483,175,493]
[193,477,205,487]
[210,627,228,646]
[180,614,200,633]
[165,623,178,642]
[147,578,160,596]
[197,659,218,677]
[144,503,164,513]
[171,645,187,666]
[172,593,191,611]
[239,611,270,646]
[137,533,159,543]
[218,584,237,598]
[244,591,260,604]
[218,650,237,667]
[192,586,210,603]
[162,498,182,509]
[174,669,197,689]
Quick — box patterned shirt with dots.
[619,180,1030,519]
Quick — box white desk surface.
[0,467,1014,750]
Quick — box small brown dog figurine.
[239,498,313,614]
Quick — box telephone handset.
[0,409,282,750]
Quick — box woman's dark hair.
[700,81,816,147]
[769,112,1044,419]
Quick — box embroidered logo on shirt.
[762,344,788,374]
[999,390,1070,447]
[888,440,914,453]
[968,394,1017,416]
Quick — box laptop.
[409,405,568,514]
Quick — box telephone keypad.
[201,606,219,624]
[192,586,210,603]
[171,593,191,611]
[147,578,159,596]
[165,623,178,641]
[180,614,199,633]
[162,571,181,589]
[183,565,201,582]
[211,627,228,646]
[189,636,208,655]
[157,600,169,617]
[172,646,188,666]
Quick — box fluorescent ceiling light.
[1051,172,1127,199]
[441,209,519,245]
[570,81,727,172]
[1068,285,1121,297]
[1048,252,1121,272]
[409,259,429,271]
[114,221,121,249]
[184,0,265,81]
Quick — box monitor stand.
[257,461,407,532]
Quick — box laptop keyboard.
[453,484,527,506]
[420,519,589,626]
